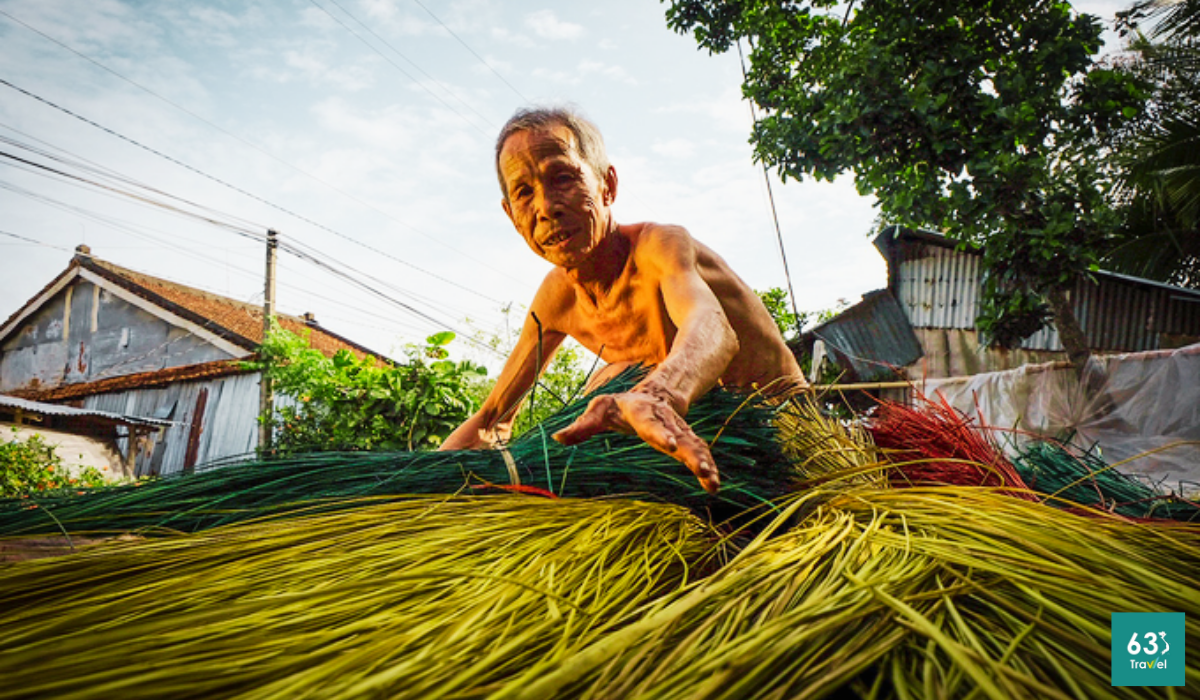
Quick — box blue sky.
[0,0,1124,365]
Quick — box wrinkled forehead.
[499,125,581,168]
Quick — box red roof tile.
[80,256,389,362]
[8,359,251,401]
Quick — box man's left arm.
[552,226,737,493]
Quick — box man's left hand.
[551,390,720,494]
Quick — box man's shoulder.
[625,222,698,261]
[530,267,578,310]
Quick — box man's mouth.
[542,229,574,247]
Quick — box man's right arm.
[440,295,567,451]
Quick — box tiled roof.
[79,255,390,362]
[7,359,251,402]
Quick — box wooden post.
[258,230,278,454]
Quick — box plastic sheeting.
[922,343,1200,494]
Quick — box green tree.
[756,287,803,340]
[1106,0,1200,287]
[466,304,593,437]
[665,0,1144,362]
[1,430,108,497]
[248,326,487,454]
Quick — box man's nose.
[535,189,563,221]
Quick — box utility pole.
[258,229,278,454]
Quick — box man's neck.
[564,221,629,304]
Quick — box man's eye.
[513,186,532,199]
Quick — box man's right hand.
[551,389,720,494]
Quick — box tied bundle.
[1015,440,1200,521]
[868,395,1036,499]
[0,367,792,539]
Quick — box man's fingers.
[666,425,720,494]
[549,391,721,494]
[552,396,622,445]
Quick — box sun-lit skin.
[441,121,805,493]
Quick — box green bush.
[0,430,109,498]
[250,326,489,454]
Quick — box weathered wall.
[83,371,263,476]
[1,279,235,392]
[0,423,131,480]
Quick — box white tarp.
[922,343,1200,494]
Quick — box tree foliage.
[1106,0,1200,287]
[665,0,1144,352]
[250,326,487,454]
[1,430,108,498]
[466,304,593,437]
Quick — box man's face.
[499,124,613,268]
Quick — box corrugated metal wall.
[894,247,1200,352]
[83,372,263,476]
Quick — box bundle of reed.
[1014,440,1200,521]
[496,485,1200,699]
[868,396,1036,498]
[0,495,726,700]
[773,393,884,486]
[0,368,791,538]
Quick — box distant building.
[804,226,1200,383]
[0,246,388,476]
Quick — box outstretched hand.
[552,390,720,494]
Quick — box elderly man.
[440,107,805,493]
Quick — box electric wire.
[410,0,530,103]
[308,0,494,135]
[0,125,270,235]
[0,130,490,325]
[0,169,491,340]
[0,150,266,243]
[0,9,530,291]
[0,77,508,303]
[736,39,802,334]
[0,229,72,252]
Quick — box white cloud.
[651,139,696,159]
[491,26,535,48]
[598,38,619,50]
[281,47,375,91]
[532,60,637,86]
[578,59,637,85]
[359,0,438,36]
[525,10,583,40]
[653,86,754,134]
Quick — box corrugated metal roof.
[0,394,175,428]
[876,226,1200,352]
[810,289,925,382]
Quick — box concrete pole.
[258,230,278,454]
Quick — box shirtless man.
[440,107,804,493]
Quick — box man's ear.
[501,197,514,224]
[603,165,618,205]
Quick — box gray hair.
[494,106,610,200]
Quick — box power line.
[0,229,72,252]
[410,0,530,103]
[736,39,801,333]
[0,78,506,303]
[0,8,531,290]
[0,158,494,334]
[0,149,266,243]
[309,0,495,135]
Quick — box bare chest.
[562,275,675,365]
